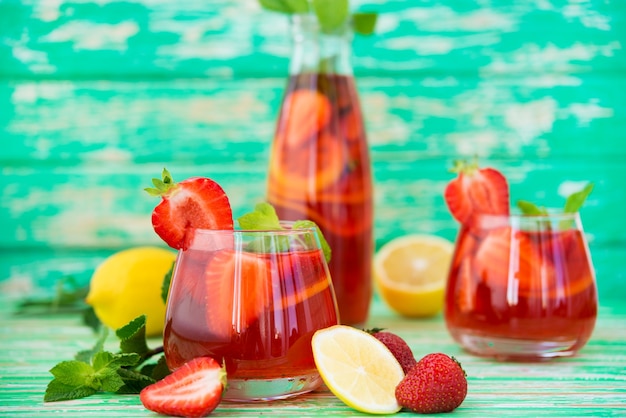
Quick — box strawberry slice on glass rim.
[444,160,510,226]
[145,168,234,250]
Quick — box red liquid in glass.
[163,248,338,379]
[267,73,373,325]
[445,224,597,357]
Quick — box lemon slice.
[374,234,454,318]
[312,325,404,414]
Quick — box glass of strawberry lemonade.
[444,211,598,360]
[163,224,339,401]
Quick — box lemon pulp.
[374,234,454,317]
[312,325,404,414]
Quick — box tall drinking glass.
[163,224,339,401]
[444,211,598,360]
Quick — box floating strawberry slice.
[474,227,557,298]
[145,168,234,250]
[139,356,226,418]
[278,89,332,148]
[202,249,272,339]
[444,160,510,225]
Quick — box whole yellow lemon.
[85,246,176,336]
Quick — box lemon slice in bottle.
[311,325,404,414]
[373,234,454,318]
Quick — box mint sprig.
[258,0,377,35]
[237,202,332,263]
[517,182,594,216]
[44,315,166,402]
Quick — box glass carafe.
[267,14,373,325]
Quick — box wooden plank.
[1,299,625,416]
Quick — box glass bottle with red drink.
[267,13,373,325]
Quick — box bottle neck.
[289,14,354,75]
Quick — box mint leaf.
[286,0,310,13]
[49,360,95,387]
[161,262,174,304]
[517,200,548,215]
[93,351,141,371]
[144,355,171,381]
[313,0,349,33]
[564,183,594,213]
[116,367,157,394]
[258,0,295,13]
[116,315,149,358]
[353,12,377,35]
[293,220,332,263]
[75,327,109,363]
[237,202,283,230]
[44,315,167,402]
[44,379,97,402]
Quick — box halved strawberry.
[139,356,226,418]
[444,160,510,225]
[145,169,234,250]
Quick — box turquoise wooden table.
[1,297,626,417]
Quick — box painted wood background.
[1,0,625,305]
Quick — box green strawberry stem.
[144,168,177,197]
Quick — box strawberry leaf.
[564,183,594,213]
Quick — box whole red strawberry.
[395,352,467,414]
[140,356,226,417]
[444,159,509,225]
[369,329,417,374]
[145,168,234,250]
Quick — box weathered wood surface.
[1,298,625,417]
[1,0,625,304]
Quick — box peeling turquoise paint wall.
[1,1,624,302]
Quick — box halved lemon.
[312,325,404,414]
[374,234,454,318]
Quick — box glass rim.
[188,221,317,235]
[475,210,581,220]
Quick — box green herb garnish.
[517,182,594,216]
[15,276,100,332]
[237,202,332,263]
[258,0,378,35]
[44,315,167,402]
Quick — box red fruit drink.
[444,213,598,360]
[267,73,373,326]
[163,229,338,400]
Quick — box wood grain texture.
[1,298,625,417]
[1,0,625,304]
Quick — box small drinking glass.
[163,224,339,401]
[444,211,598,360]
